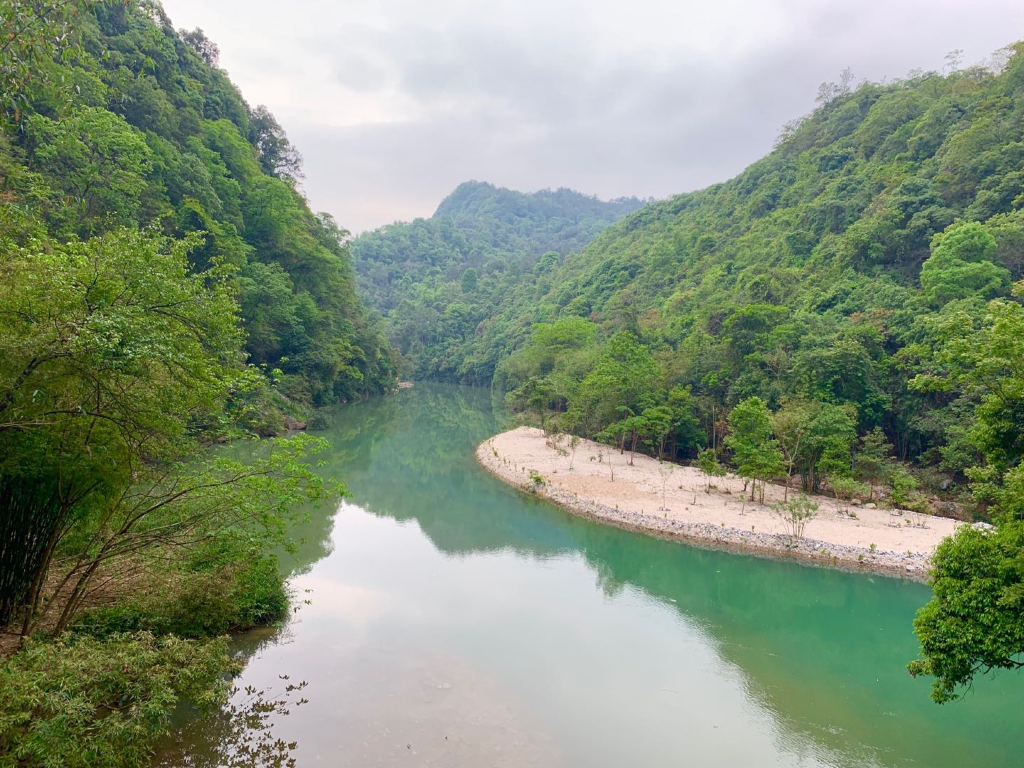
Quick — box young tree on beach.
[697,448,725,492]
[771,495,819,540]
[726,397,784,504]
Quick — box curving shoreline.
[476,427,962,582]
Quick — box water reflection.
[161,384,1024,768]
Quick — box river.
[161,383,1024,767]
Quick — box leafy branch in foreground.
[40,433,340,637]
[0,228,341,637]
[0,631,236,768]
[909,284,1024,702]
[0,227,242,630]
[908,520,1024,703]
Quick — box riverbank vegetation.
[0,6,1021,760]
[0,2,368,763]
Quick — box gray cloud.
[163,0,1024,232]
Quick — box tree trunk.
[0,477,64,631]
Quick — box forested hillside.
[2,0,394,414]
[352,181,644,379]
[404,47,1024,493]
[1,0,1022,744]
[0,3,386,763]
[393,47,1024,701]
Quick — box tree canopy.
[0,6,362,761]
[1,0,395,406]
[352,181,645,380]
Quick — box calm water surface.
[163,383,1024,767]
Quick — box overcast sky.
[162,0,1023,233]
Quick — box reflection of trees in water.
[155,677,308,768]
[277,496,338,579]
[153,624,304,767]
[323,384,1015,766]
[303,383,582,560]
[201,383,1019,768]
[513,504,1018,767]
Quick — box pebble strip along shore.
[476,437,934,582]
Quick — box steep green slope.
[351,181,644,379]
[1,1,394,410]
[455,46,1024,486]
[0,3,359,761]
[471,50,1024,701]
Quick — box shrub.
[75,550,287,640]
[771,494,819,540]
[0,633,235,768]
[889,468,920,509]
[830,476,870,501]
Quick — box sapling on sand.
[697,448,725,493]
[657,462,675,511]
[568,435,580,471]
[771,494,819,541]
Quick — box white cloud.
[161,0,1024,232]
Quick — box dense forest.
[372,47,1024,500]
[361,47,1024,702]
[352,182,644,379]
[1,0,1022,760]
[0,2,391,764]
[2,1,395,416]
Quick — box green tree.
[27,107,152,231]
[725,397,784,504]
[247,104,303,181]
[602,405,672,465]
[666,386,703,459]
[772,401,813,500]
[909,282,1024,700]
[773,400,857,495]
[575,332,660,434]
[889,467,920,510]
[808,404,858,491]
[920,222,1010,307]
[697,448,726,492]
[854,427,893,499]
[909,521,1024,703]
[917,282,1024,505]
[180,27,220,67]
[0,0,95,121]
[0,229,331,633]
[460,267,478,293]
[506,376,554,429]
[642,405,674,460]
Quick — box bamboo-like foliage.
[0,476,61,626]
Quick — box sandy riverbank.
[476,427,962,581]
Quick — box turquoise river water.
[161,383,1024,767]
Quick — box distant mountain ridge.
[432,181,648,251]
[351,182,646,378]
[359,44,1024,481]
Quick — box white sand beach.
[477,427,962,580]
